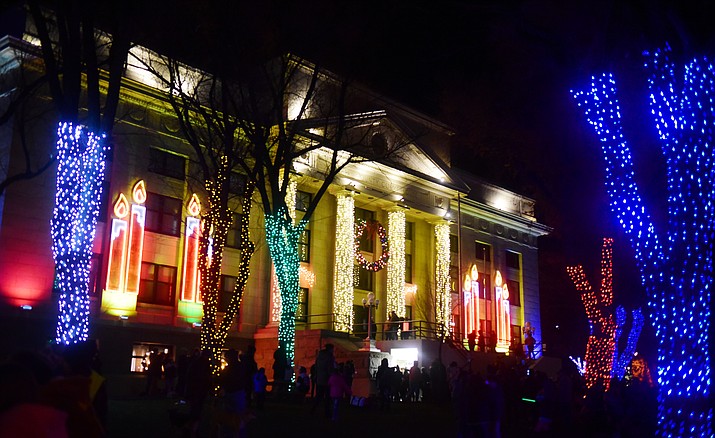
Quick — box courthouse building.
[0,24,549,385]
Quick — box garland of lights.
[333,192,355,332]
[566,238,616,391]
[51,122,108,345]
[386,209,406,317]
[354,219,390,271]
[434,221,451,337]
[572,48,713,436]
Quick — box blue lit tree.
[572,48,712,436]
[28,2,131,344]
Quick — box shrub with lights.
[572,47,713,436]
[51,122,108,345]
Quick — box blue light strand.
[571,49,713,437]
[611,306,644,380]
[50,122,108,345]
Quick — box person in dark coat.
[310,343,335,417]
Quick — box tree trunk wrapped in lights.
[51,122,108,344]
[566,237,617,391]
[197,174,256,379]
[572,48,713,436]
[265,208,307,373]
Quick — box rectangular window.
[296,191,312,212]
[145,193,182,236]
[476,242,491,262]
[298,229,311,263]
[506,279,521,306]
[405,253,413,283]
[139,263,176,306]
[149,148,185,180]
[506,250,520,269]
[296,287,309,322]
[356,266,374,291]
[218,275,237,314]
[226,213,243,249]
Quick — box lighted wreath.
[354,219,390,271]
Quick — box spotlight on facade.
[119,315,129,320]
[19,304,32,310]
[192,322,202,328]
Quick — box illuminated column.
[124,181,146,294]
[106,194,129,292]
[333,191,355,332]
[434,220,451,337]
[181,194,202,302]
[387,208,406,317]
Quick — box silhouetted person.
[311,343,335,417]
[467,330,477,352]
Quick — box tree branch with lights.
[567,237,617,391]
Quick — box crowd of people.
[0,341,108,437]
[0,339,658,437]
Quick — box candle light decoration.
[572,48,712,435]
[125,181,147,294]
[494,271,511,350]
[463,264,480,339]
[181,194,202,302]
[106,193,130,293]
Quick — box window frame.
[476,242,492,262]
[505,279,521,306]
[296,287,309,322]
[145,192,182,237]
[148,148,186,180]
[138,262,177,306]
